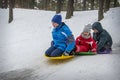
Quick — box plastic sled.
[75,52,96,55]
[44,54,74,60]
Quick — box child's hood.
[92,22,103,33]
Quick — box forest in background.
[0,0,119,23]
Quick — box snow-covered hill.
[0,7,120,80]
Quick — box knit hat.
[83,24,91,33]
[51,14,62,25]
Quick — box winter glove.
[76,39,81,45]
[91,48,96,52]
[51,41,54,46]
[70,51,76,55]
[63,51,69,56]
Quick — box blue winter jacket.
[52,22,75,53]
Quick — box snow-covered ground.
[0,7,120,80]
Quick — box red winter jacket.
[75,34,97,52]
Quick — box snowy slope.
[0,7,120,80]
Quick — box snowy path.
[0,50,120,80]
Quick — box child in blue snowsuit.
[92,22,113,54]
[45,14,75,57]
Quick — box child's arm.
[97,34,107,51]
[90,39,97,52]
[65,35,75,53]
[76,37,81,45]
[76,35,87,45]
[93,32,97,41]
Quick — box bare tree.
[9,0,13,23]
[0,0,2,8]
[14,0,20,8]
[18,0,23,8]
[83,0,86,10]
[104,0,110,12]
[13,0,35,9]
[98,0,104,21]
[2,0,8,8]
[4,0,8,8]
[43,0,47,10]
[91,0,94,10]
[66,0,74,19]
[114,0,117,7]
[29,0,35,9]
[56,0,63,14]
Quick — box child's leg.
[98,47,112,54]
[75,45,80,52]
[75,45,89,52]
[51,48,64,57]
[105,45,112,51]
[80,46,90,52]
[45,46,56,56]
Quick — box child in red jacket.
[75,24,97,53]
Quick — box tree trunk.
[2,0,8,8]
[66,0,74,19]
[20,0,24,8]
[25,0,29,8]
[83,0,86,10]
[91,0,94,10]
[17,0,22,8]
[16,0,22,8]
[114,0,117,7]
[0,0,2,8]
[71,0,74,16]
[56,0,62,14]
[98,0,104,21]
[29,0,35,9]
[9,0,13,23]
[104,0,110,12]
[26,0,29,8]
[43,0,47,10]
[12,0,15,8]
[4,0,8,8]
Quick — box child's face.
[52,22,59,28]
[93,29,98,33]
[83,32,90,36]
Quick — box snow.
[0,7,120,80]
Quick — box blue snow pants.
[45,46,64,57]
